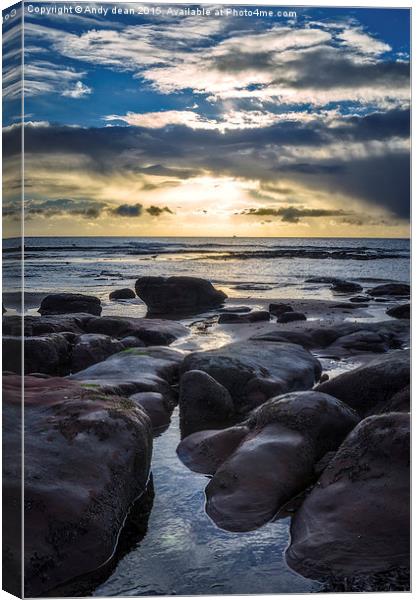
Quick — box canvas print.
[2,1,410,597]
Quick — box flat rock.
[85,316,188,345]
[3,375,152,597]
[71,346,183,399]
[135,276,227,316]
[218,310,270,324]
[331,281,363,293]
[286,413,410,582]
[316,350,410,417]
[39,293,102,316]
[3,314,92,336]
[277,312,306,323]
[368,283,410,297]
[181,340,322,416]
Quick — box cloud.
[108,203,143,217]
[62,80,92,98]
[146,205,173,216]
[242,206,351,223]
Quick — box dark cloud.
[108,203,143,217]
[25,198,107,219]
[243,206,351,223]
[5,107,409,219]
[146,205,173,216]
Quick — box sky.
[2,3,411,238]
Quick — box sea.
[2,236,410,596]
[3,237,411,313]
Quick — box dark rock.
[269,303,293,317]
[218,310,270,324]
[71,346,183,399]
[218,306,251,313]
[39,293,102,316]
[84,316,188,346]
[368,283,410,297]
[129,391,173,430]
[305,277,343,285]
[277,311,307,323]
[3,303,6,314]
[179,370,234,436]
[331,281,363,293]
[4,334,71,376]
[109,288,136,300]
[251,330,315,348]
[316,350,410,417]
[181,340,322,416]
[386,304,410,319]
[286,413,410,582]
[3,375,152,597]
[70,333,143,373]
[349,295,370,303]
[179,391,359,532]
[135,276,227,316]
[4,314,92,336]
[376,385,410,414]
[324,330,389,355]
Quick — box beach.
[2,236,410,596]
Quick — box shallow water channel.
[94,408,322,596]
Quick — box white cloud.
[339,27,391,55]
[62,80,92,98]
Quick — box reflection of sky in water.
[94,409,321,596]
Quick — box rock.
[109,288,136,300]
[70,333,143,373]
[3,375,152,597]
[324,330,389,355]
[85,316,188,346]
[277,311,307,323]
[218,306,251,313]
[179,370,234,436]
[376,385,410,414]
[129,391,173,430]
[349,295,370,303]
[39,293,102,316]
[3,314,92,336]
[181,340,322,416]
[331,281,363,293]
[386,304,410,319]
[319,373,329,383]
[269,303,293,317]
[71,346,183,399]
[179,391,359,532]
[135,276,227,316]
[218,310,270,324]
[3,303,6,314]
[3,334,71,376]
[305,277,343,285]
[368,283,410,297]
[316,350,410,417]
[286,413,410,582]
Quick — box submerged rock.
[179,370,234,436]
[39,293,102,316]
[135,276,227,316]
[109,288,136,300]
[178,391,359,532]
[3,375,152,597]
[386,304,410,319]
[316,350,410,417]
[368,283,410,297]
[286,413,410,583]
[181,340,322,418]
